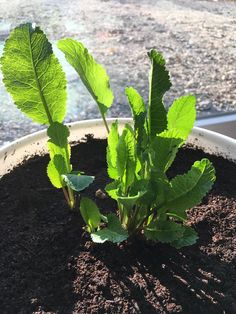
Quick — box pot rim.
[0,118,235,177]
[1,117,236,150]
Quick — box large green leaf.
[125,87,147,152]
[125,87,146,117]
[167,95,196,139]
[106,121,119,179]
[148,50,172,138]
[117,125,136,188]
[58,38,113,116]
[1,23,67,125]
[91,213,128,243]
[80,198,101,232]
[166,158,216,218]
[116,129,127,179]
[171,226,198,249]
[151,129,184,173]
[62,174,94,192]
[144,220,184,243]
[150,176,170,208]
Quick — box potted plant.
[0,23,235,313]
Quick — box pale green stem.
[102,113,110,134]
[64,144,75,209]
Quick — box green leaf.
[171,226,198,249]
[91,213,128,243]
[167,95,196,139]
[1,23,67,125]
[125,87,147,152]
[151,129,184,173]
[117,125,136,188]
[107,121,119,179]
[125,87,146,117]
[47,140,71,173]
[150,176,170,207]
[80,198,101,232]
[47,155,67,188]
[47,122,70,147]
[105,181,119,200]
[58,38,113,116]
[129,179,149,196]
[116,129,127,179]
[166,158,216,218]
[117,191,146,212]
[129,179,152,207]
[62,174,94,192]
[148,49,171,137]
[144,220,184,243]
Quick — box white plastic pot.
[0,118,236,177]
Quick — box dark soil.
[0,136,236,314]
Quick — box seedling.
[1,24,96,209]
[59,40,216,247]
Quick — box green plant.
[59,41,216,247]
[1,23,216,248]
[0,23,95,209]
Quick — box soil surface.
[0,0,235,146]
[0,137,236,313]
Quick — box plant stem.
[68,187,75,209]
[127,206,139,234]
[64,144,75,209]
[62,187,70,207]
[102,113,110,134]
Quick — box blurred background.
[0,0,235,146]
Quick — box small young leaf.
[47,155,67,188]
[117,125,136,188]
[148,49,172,137]
[91,213,128,243]
[167,95,196,139]
[80,198,101,232]
[117,191,146,212]
[107,121,119,179]
[128,179,152,207]
[105,181,119,200]
[62,174,94,192]
[1,23,67,125]
[144,220,184,243]
[116,129,127,179]
[171,226,198,249]
[47,140,72,173]
[166,158,216,218]
[125,87,146,117]
[150,176,170,208]
[47,122,70,147]
[125,87,147,152]
[151,129,184,173]
[58,39,113,116]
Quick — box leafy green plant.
[59,41,216,247]
[1,23,216,248]
[0,23,95,209]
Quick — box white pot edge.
[0,118,235,177]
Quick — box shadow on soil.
[91,230,236,314]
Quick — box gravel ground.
[0,0,235,146]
